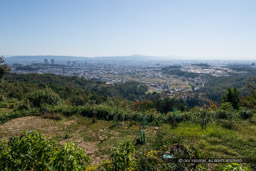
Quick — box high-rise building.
[67,61,71,65]
[72,61,77,65]
[51,59,55,65]
[44,59,48,64]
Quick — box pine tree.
[222,88,240,110]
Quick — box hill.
[0,69,256,170]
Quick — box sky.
[0,0,256,60]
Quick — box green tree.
[222,88,240,110]
[27,87,61,108]
[0,56,10,81]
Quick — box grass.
[159,121,256,161]
[0,115,256,167]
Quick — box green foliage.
[138,128,146,145]
[0,130,90,170]
[113,114,118,126]
[169,143,200,170]
[154,98,185,114]
[0,130,56,170]
[239,108,254,120]
[141,115,148,128]
[166,111,183,128]
[134,100,154,111]
[222,88,240,110]
[220,102,235,111]
[2,68,256,170]
[15,99,31,111]
[0,56,10,81]
[220,120,236,130]
[0,108,40,123]
[27,87,61,108]
[134,150,165,170]
[222,163,248,171]
[169,143,199,159]
[3,73,150,102]
[162,66,199,78]
[52,142,91,170]
[108,141,135,170]
[201,75,251,103]
[69,96,86,106]
[152,130,169,150]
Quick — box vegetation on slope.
[0,57,256,170]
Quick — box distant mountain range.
[4,55,256,65]
[4,55,175,64]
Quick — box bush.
[135,150,165,170]
[216,109,238,120]
[52,142,91,170]
[221,163,248,171]
[104,141,135,170]
[15,99,31,111]
[0,130,90,170]
[0,101,8,108]
[239,108,254,120]
[169,143,199,170]
[219,120,237,130]
[27,88,61,108]
[0,108,40,123]
[61,106,81,117]
[152,130,168,150]
[69,96,86,106]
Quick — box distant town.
[6,56,253,96]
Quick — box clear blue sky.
[1,0,256,60]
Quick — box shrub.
[62,106,81,117]
[152,130,168,150]
[0,130,56,170]
[220,120,237,130]
[216,109,238,120]
[169,143,199,170]
[27,88,61,108]
[15,99,31,111]
[52,142,91,170]
[221,163,248,171]
[135,150,165,170]
[69,96,86,106]
[239,108,254,120]
[0,130,90,170]
[105,141,135,170]
[0,108,40,123]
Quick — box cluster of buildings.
[11,59,236,96]
[44,59,55,65]
[181,66,235,77]
[43,59,78,66]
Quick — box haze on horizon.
[1,0,256,60]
